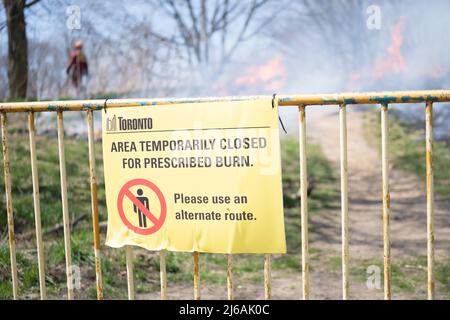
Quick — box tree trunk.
[3,0,28,101]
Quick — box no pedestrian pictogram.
[117,178,167,235]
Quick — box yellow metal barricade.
[1,89,449,300]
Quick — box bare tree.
[149,0,271,73]
[2,0,44,100]
[0,53,8,100]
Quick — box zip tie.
[272,93,278,109]
[104,98,109,113]
[272,93,287,134]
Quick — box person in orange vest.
[66,40,88,89]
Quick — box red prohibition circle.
[117,178,167,235]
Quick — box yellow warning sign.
[102,99,286,253]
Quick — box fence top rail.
[1,90,450,113]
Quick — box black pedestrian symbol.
[133,188,149,228]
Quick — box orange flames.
[372,16,406,80]
[234,54,287,91]
[347,16,406,89]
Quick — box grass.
[361,108,450,298]
[0,130,338,299]
[364,108,450,196]
[0,132,106,233]
[281,137,337,212]
[307,246,450,299]
[349,255,450,299]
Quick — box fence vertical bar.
[57,111,74,300]
[339,104,349,299]
[126,245,135,300]
[193,251,200,300]
[28,112,47,300]
[264,254,272,300]
[160,250,167,300]
[1,113,19,300]
[425,101,435,300]
[227,254,234,300]
[298,105,310,300]
[381,104,391,300]
[86,110,103,300]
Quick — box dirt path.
[307,106,450,257]
[305,106,450,299]
[141,107,450,300]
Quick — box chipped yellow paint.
[28,112,47,300]
[264,254,272,300]
[298,105,310,300]
[86,110,104,300]
[125,246,135,300]
[385,193,390,210]
[299,105,305,123]
[339,104,349,300]
[425,102,435,300]
[193,251,200,300]
[381,104,391,300]
[1,113,19,299]
[57,111,74,300]
[227,254,234,300]
[160,250,167,300]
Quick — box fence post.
[339,104,349,300]
[28,112,47,300]
[425,101,435,300]
[298,105,310,300]
[56,111,74,300]
[381,104,391,300]
[264,254,272,300]
[1,113,19,300]
[86,110,104,300]
[126,245,135,300]
[160,250,167,300]
[227,254,234,300]
[193,251,200,300]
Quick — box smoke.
[265,0,450,92]
[1,0,450,137]
[258,0,450,137]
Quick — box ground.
[305,106,450,299]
